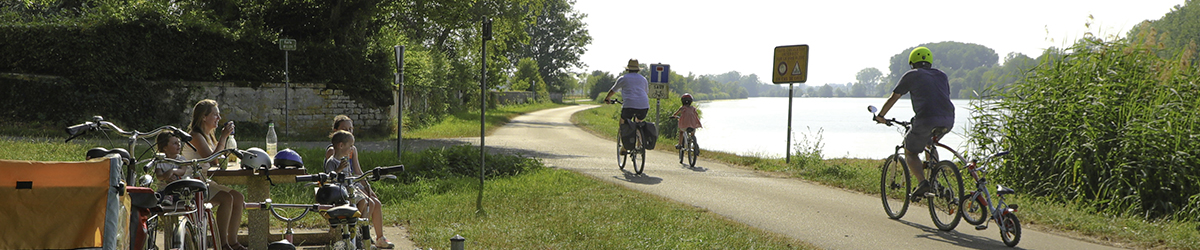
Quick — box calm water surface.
[693,97,975,159]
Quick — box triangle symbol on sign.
[791,63,802,75]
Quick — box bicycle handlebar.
[156,148,247,167]
[244,199,333,211]
[295,165,405,183]
[65,116,194,150]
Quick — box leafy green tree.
[513,0,591,94]
[587,70,615,100]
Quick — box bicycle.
[671,116,699,168]
[959,151,1022,247]
[295,164,405,250]
[607,99,646,175]
[67,116,225,250]
[147,147,268,250]
[244,199,336,250]
[868,105,965,231]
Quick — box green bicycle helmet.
[909,47,933,64]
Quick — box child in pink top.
[672,93,702,149]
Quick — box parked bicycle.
[67,116,195,187]
[295,165,405,250]
[671,116,699,168]
[868,105,965,231]
[145,148,269,250]
[959,151,1022,247]
[607,99,647,175]
[244,199,336,250]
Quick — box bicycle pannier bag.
[641,122,659,150]
[620,122,637,150]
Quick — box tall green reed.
[969,34,1200,220]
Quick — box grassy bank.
[0,137,813,249]
[573,101,1200,249]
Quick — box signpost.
[772,45,809,164]
[279,39,297,137]
[649,63,670,124]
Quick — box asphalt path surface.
[444,105,1122,250]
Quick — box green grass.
[402,102,568,139]
[573,102,1200,250]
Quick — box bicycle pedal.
[975,225,988,230]
[924,192,936,197]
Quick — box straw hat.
[625,59,640,72]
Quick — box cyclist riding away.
[872,46,955,200]
[603,59,651,153]
[672,93,702,149]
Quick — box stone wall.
[183,82,392,137]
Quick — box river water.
[691,97,975,159]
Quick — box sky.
[573,0,1187,85]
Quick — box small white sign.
[649,82,670,99]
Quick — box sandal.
[375,236,395,249]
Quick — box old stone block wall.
[183,82,392,137]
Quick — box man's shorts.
[620,108,649,122]
[904,118,954,154]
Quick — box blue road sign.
[650,64,670,83]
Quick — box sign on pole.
[772,44,808,84]
[649,83,670,99]
[649,64,670,83]
[279,39,297,51]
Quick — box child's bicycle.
[295,165,405,250]
[959,151,1022,247]
[670,116,700,168]
[607,99,647,175]
[868,105,966,231]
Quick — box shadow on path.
[895,219,1021,250]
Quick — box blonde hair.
[188,99,219,143]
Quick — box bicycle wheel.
[177,217,202,250]
[617,136,627,170]
[678,134,686,165]
[687,135,698,168]
[928,160,964,231]
[880,153,911,219]
[960,190,989,226]
[631,130,646,175]
[1000,212,1022,247]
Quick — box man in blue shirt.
[874,47,954,199]
[603,59,651,123]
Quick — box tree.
[587,70,615,100]
[511,57,544,93]
[514,0,592,94]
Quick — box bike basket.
[0,156,130,249]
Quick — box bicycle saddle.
[997,184,1016,195]
[159,178,207,196]
[323,204,360,224]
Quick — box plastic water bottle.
[266,122,278,156]
[224,133,238,170]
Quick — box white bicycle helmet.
[240,147,274,170]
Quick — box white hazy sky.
[573,0,1186,85]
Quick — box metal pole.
[395,45,405,160]
[284,50,290,137]
[786,83,793,164]
[477,18,492,213]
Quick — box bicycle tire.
[880,153,911,219]
[960,190,989,226]
[928,160,964,231]
[678,134,686,165]
[1000,212,1022,247]
[617,136,627,170]
[687,136,698,168]
[178,217,203,250]
[632,129,646,175]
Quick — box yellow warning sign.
[772,44,808,84]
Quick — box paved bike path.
[471,105,1121,250]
